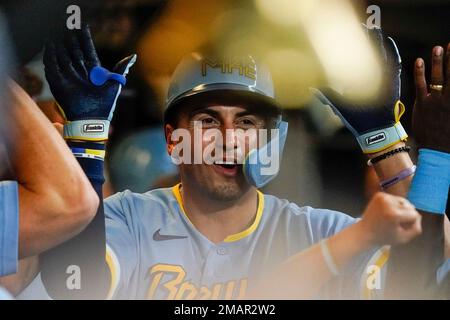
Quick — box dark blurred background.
[1,0,449,216]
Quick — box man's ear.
[165,123,175,155]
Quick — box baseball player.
[17,25,450,299]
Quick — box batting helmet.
[165,52,288,188]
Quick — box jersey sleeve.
[0,286,13,300]
[104,191,139,299]
[0,181,19,276]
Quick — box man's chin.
[205,177,249,201]
[184,164,250,201]
[208,186,242,201]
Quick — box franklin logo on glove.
[82,124,105,133]
[366,132,386,146]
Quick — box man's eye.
[195,117,220,127]
[202,118,216,125]
[237,118,257,127]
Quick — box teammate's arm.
[367,143,413,197]
[313,28,450,259]
[7,81,99,258]
[313,27,413,198]
[247,192,421,299]
[385,42,450,299]
[0,81,98,295]
[0,256,39,296]
[38,24,136,299]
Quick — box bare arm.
[8,81,99,258]
[369,142,413,197]
[0,256,39,296]
[384,43,450,299]
[369,44,450,260]
[248,192,421,299]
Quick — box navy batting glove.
[44,25,137,141]
[311,26,407,154]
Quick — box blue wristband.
[407,149,450,214]
[68,141,105,184]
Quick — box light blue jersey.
[104,184,378,299]
[437,259,450,285]
[0,286,12,300]
[18,183,447,300]
[0,180,19,277]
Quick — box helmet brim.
[164,86,281,126]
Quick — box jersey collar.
[171,183,264,243]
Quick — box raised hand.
[44,25,137,141]
[312,26,407,154]
[412,43,450,153]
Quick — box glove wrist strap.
[63,119,110,141]
[357,122,408,154]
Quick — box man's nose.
[220,124,238,151]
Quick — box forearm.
[385,149,450,299]
[371,143,450,258]
[248,221,372,299]
[0,256,39,296]
[369,142,414,197]
[8,81,98,257]
[35,24,134,299]
[40,141,110,299]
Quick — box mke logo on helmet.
[83,123,105,133]
[201,58,256,80]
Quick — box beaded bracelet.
[367,146,411,166]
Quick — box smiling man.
[19,26,449,300]
[98,50,425,299]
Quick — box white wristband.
[63,119,110,141]
[320,239,339,276]
[356,122,408,154]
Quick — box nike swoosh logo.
[153,229,188,241]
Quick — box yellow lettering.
[227,60,244,76]
[202,58,256,80]
[197,286,212,300]
[202,58,218,76]
[245,62,256,80]
[147,271,164,299]
[211,283,223,300]
[175,281,198,300]
[224,281,236,300]
[146,264,248,300]
[147,264,186,300]
[236,279,248,299]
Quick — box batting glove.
[44,25,137,141]
[311,26,407,154]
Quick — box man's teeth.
[214,161,236,165]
